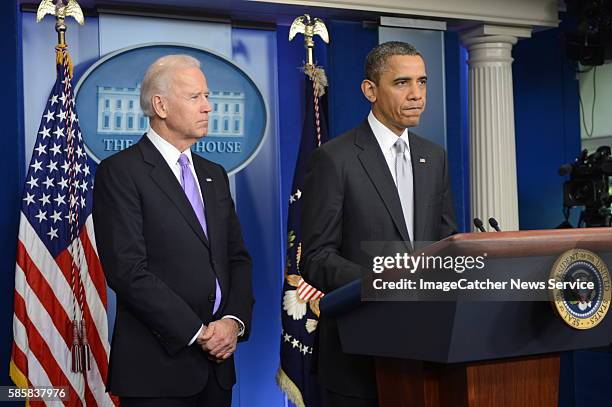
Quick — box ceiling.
[19,0,473,30]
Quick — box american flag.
[10,46,116,406]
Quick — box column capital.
[460,24,532,46]
[463,35,518,48]
[462,33,523,66]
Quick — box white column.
[463,27,530,232]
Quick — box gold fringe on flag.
[9,360,31,407]
[276,367,306,407]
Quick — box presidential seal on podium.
[550,248,611,329]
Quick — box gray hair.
[140,54,201,117]
[365,41,421,83]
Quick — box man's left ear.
[360,79,377,103]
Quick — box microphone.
[473,218,486,232]
[488,217,502,232]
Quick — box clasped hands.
[196,319,239,363]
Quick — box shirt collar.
[367,111,410,154]
[146,127,194,167]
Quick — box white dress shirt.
[146,129,245,344]
[367,111,414,241]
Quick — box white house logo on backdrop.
[96,85,148,139]
[75,43,266,175]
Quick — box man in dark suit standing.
[93,55,253,407]
[301,42,457,406]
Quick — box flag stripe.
[14,253,102,407]
[13,290,82,404]
[82,220,107,306]
[54,243,111,383]
[77,224,110,337]
[82,303,110,388]
[85,217,100,257]
[297,280,324,301]
[12,321,45,407]
[82,376,98,407]
[10,342,29,382]
[12,303,32,382]
[16,265,102,407]
[16,241,73,349]
[55,227,116,406]
[14,265,83,399]
[298,285,313,300]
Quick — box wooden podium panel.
[376,355,560,407]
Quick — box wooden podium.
[319,228,612,407]
[375,354,560,407]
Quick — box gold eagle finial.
[37,0,84,25]
[289,14,329,66]
[36,0,85,46]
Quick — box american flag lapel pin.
[419,158,426,163]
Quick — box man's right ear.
[151,95,167,119]
[361,79,377,103]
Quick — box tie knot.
[178,153,190,167]
[394,139,406,154]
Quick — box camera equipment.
[559,146,612,227]
[565,0,612,65]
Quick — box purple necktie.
[178,153,221,314]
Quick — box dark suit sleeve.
[301,147,363,293]
[219,168,254,340]
[439,149,458,239]
[93,160,202,355]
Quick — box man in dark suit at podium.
[93,55,253,406]
[301,42,457,406]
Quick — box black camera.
[565,0,612,65]
[559,146,612,227]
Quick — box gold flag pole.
[35,0,88,373]
[288,14,329,67]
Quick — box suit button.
[208,294,216,303]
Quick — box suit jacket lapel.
[355,121,411,244]
[138,135,210,248]
[408,132,429,243]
